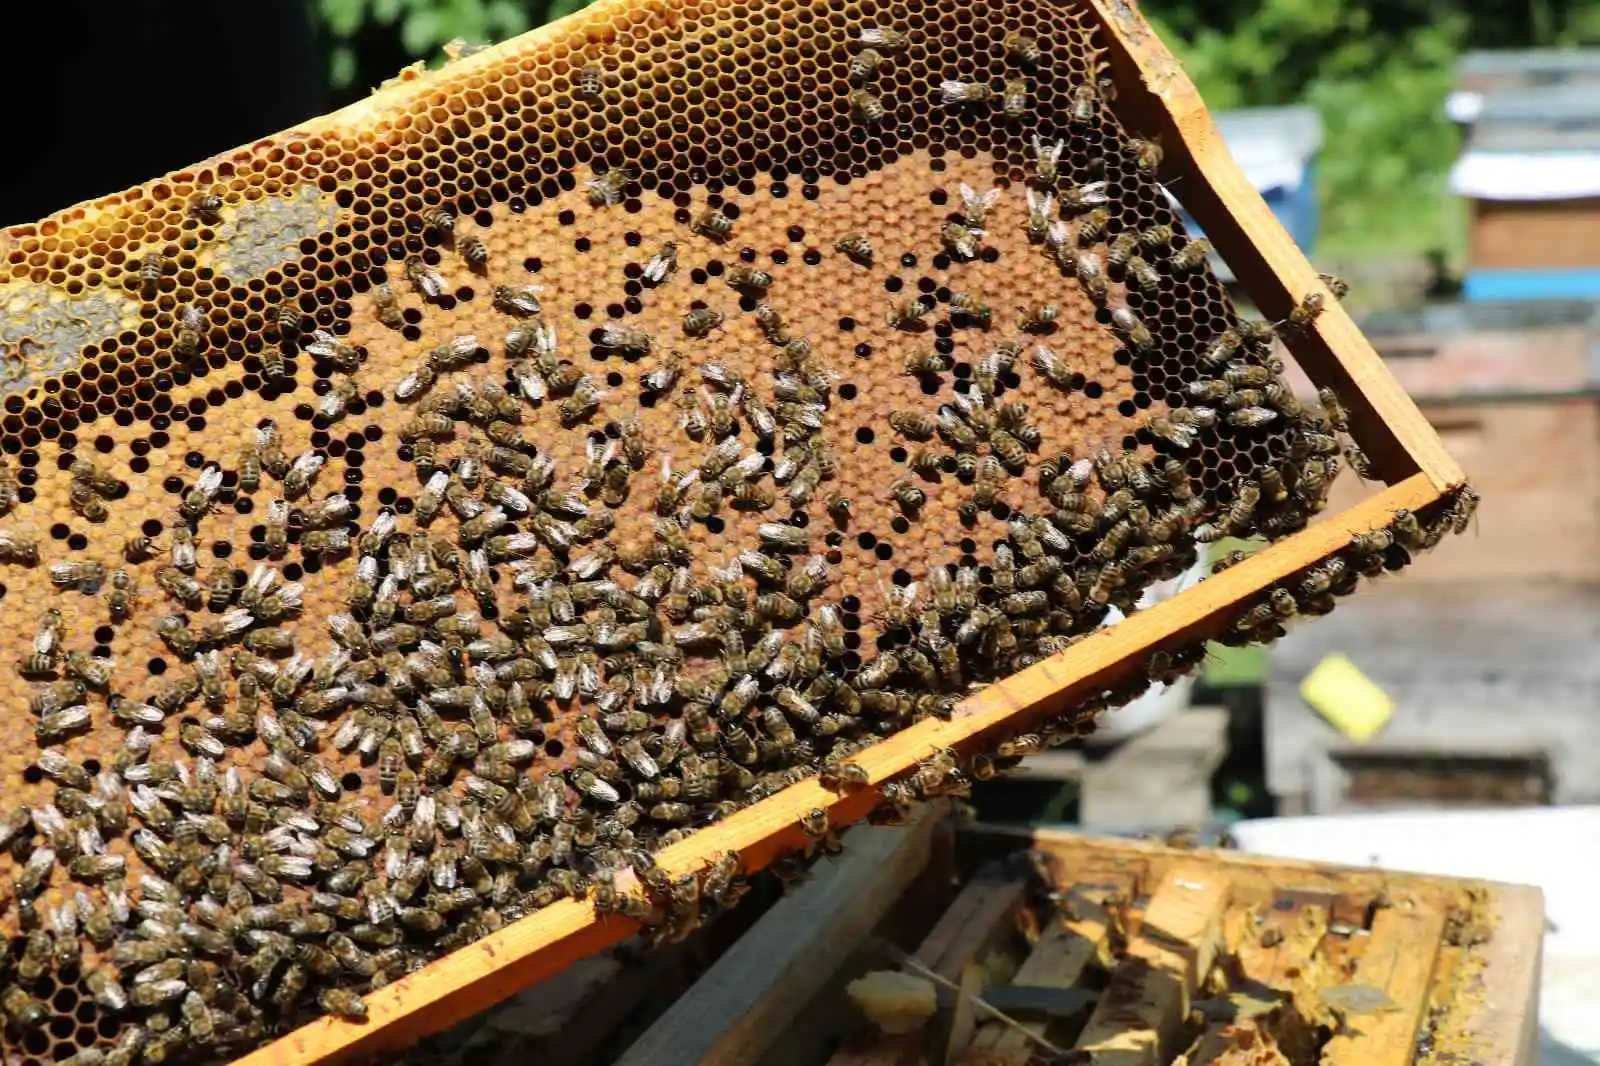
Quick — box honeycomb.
[0,0,1473,1061]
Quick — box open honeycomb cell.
[0,0,1467,1061]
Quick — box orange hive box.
[0,0,1468,1062]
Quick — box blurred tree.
[1148,0,1600,257]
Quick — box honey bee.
[178,465,224,523]
[957,183,1002,229]
[890,479,926,512]
[851,88,888,124]
[1122,255,1159,295]
[1109,306,1155,352]
[576,61,605,99]
[857,25,908,51]
[586,166,634,208]
[1168,238,1212,274]
[1147,415,1198,450]
[904,351,953,375]
[170,302,207,360]
[0,529,38,566]
[406,255,448,300]
[1317,385,1351,433]
[262,343,287,382]
[939,79,992,105]
[835,232,874,265]
[491,283,543,318]
[634,241,681,288]
[138,251,165,296]
[692,208,735,241]
[305,328,361,371]
[941,221,982,260]
[1,987,47,1031]
[51,559,108,593]
[1001,29,1042,64]
[1002,77,1029,119]
[1030,135,1065,187]
[1227,406,1278,429]
[848,46,886,84]
[1016,303,1060,333]
[188,190,223,223]
[35,703,91,742]
[948,291,992,328]
[1059,180,1110,213]
[318,987,369,1022]
[1284,292,1325,334]
[72,456,122,497]
[458,233,489,268]
[368,282,405,330]
[1127,136,1164,174]
[597,322,653,356]
[283,451,325,499]
[68,480,107,522]
[557,379,605,427]
[887,297,930,330]
[684,307,725,337]
[0,457,16,516]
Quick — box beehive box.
[0,0,1470,1061]
[614,821,1542,1066]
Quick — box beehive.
[0,0,1468,1061]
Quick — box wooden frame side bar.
[235,472,1442,1066]
[1083,0,1465,494]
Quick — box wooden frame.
[212,1,1467,1062]
[610,824,1541,1066]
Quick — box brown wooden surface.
[1319,907,1446,1066]
[1471,199,1600,270]
[222,0,1467,1058]
[963,888,1116,1063]
[613,810,944,1066]
[1072,866,1232,1066]
[1000,824,1458,918]
[1448,883,1544,1066]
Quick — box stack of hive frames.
[0,0,1469,1060]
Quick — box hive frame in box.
[145,0,1462,1061]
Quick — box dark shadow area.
[3,0,328,226]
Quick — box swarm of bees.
[0,9,1479,1062]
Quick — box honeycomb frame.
[241,0,1465,1050]
[0,0,1464,1061]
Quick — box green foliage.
[1147,0,1600,258]
[318,0,590,89]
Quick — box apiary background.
[0,0,1470,1060]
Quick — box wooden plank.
[1232,894,1333,993]
[1084,0,1465,495]
[1000,824,1459,915]
[1072,866,1232,1066]
[828,864,1028,1066]
[1440,883,1544,1066]
[1320,906,1446,1066]
[614,810,944,1066]
[963,889,1115,1064]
